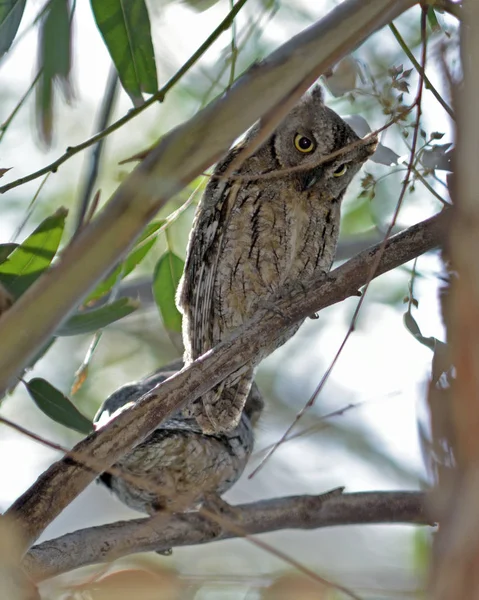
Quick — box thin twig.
[0,0,250,195]
[207,108,417,186]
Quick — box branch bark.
[6,209,448,554]
[0,0,416,397]
[24,490,430,581]
[429,0,479,597]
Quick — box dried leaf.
[323,56,358,97]
[344,115,399,165]
[0,167,12,178]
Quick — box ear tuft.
[310,84,324,104]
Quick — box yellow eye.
[294,134,314,153]
[333,164,348,177]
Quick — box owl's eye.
[333,164,348,177]
[294,134,315,153]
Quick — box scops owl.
[95,367,263,514]
[177,85,377,434]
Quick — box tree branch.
[24,490,430,581]
[0,0,417,398]
[6,208,448,554]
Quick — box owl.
[177,85,377,434]
[95,366,263,514]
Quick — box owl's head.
[260,85,377,198]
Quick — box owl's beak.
[302,167,323,191]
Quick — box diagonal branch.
[6,208,448,554]
[24,490,431,581]
[0,0,417,398]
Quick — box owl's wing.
[177,149,244,360]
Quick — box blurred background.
[0,0,456,597]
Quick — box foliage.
[0,0,461,597]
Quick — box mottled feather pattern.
[95,369,264,514]
[177,85,377,434]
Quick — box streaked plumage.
[177,85,377,434]
[95,368,263,514]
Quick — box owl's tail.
[185,366,254,434]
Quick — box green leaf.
[0,0,26,57]
[36,0,73,145]
[0,208,67,298]
[57,297,140,336]
[0,243,18,264]
[152,252,184,333]
[24,377,93,435]
[90,0,158,106]
[137,219,165,244]
[427,7,441,33]
[85,235,158,303]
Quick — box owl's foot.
[155,548,173,556]
[191,372,253,434]
[201,494,242,537]
[255,296,288,321]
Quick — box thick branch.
[24,490,430,581]
[0,0,416,397]
[6,209,448,553]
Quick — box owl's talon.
[202,494,241,535]
[155,548,173,556]
[309,312,319,320]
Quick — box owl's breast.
[214,185,340,332]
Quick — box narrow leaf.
[0,167,12,178]
[90,0,158,106]
[85,236,158,303]
[24,377,93,434]
[137,219,165,244]
[36,0,73,145]
[152,252,184,333]
[0,0,26,57]
[0,208,67,298]
[427,7,441,33]
[0,243,18,264]
[57,297,140,336]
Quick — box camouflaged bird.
[177,85,377,434]
[95,367,263,514]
